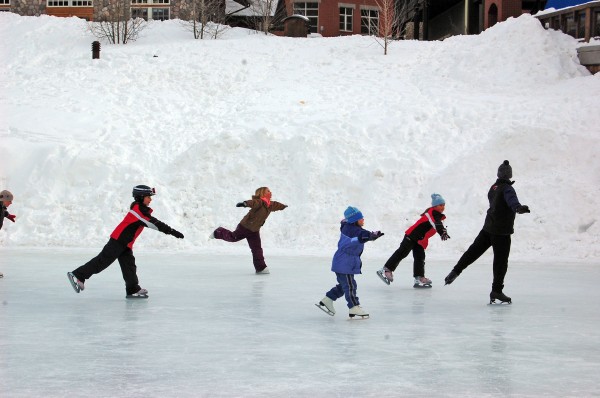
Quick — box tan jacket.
[239,195,287,232]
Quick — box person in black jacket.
[444,161,530,304]
[1,190,17,278]
[67,185,184,299]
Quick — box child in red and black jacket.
[377,193,450,288]
[67,185,184,299]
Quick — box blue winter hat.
[344,206,364,223]
[431,193,445,206]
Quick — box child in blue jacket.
[316,206,384,318]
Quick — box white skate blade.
[488,299,512,305]
[66,272,81,293]
[413,283,432,289]
[315,303,334,316]
[126,294,149,299]
[348,314,369,319]
[376,270,391,285]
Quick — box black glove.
[516,205,530,214]
[236,202,247,208]
[441,229,450,241]
[369,231,384,241]
[171,229,184,239]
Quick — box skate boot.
[126,288,149,299]
[413,276,432,288]
[0,271,3,278]
[489,291,511,304]
[444,270,459,285]
[349,305,369,319]
[255,267,270,274]
[315,296,336,316]
[67,272,85,293]
[376,267,394,285]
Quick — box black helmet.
[132,185,155,200]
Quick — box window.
[595,11,600,37]
[47,0,92,6]
[0,0,10,5]
[131,6,169,20]
[294,2,318,34]
[152,7,169,20]
[576,12,585,39]
[131,7,148,19]
[360,8,378,35]
[565,14,575,36]
[339,7,353,32]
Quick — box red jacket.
[110,203,173,248]
[405,207,446,249]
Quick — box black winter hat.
[132,185,155,199]
[497,160,512,180]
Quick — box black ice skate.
[444,270,459,285]
[489,291,511,305]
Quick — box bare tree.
[88,0,146,44]
[369,0,426,55]
[247,0,286,35]
[180,0,227,39]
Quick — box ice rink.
[1,249,599,397]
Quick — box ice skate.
[444,270,459,285]
[315,296,335,316]
[376,267,393,285]
[489,291,511,304]
[413,276,432,288]
[208,231,215,239]
[126,288,148,299]
[0,272,3,278]
[349,305,369,319]
[255,267,270,274]
[67,272,84,293]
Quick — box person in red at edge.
[210,187,287,274]
[1,190,17,278]
[377,193,450,288]
[67,185,184,299]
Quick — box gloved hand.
[369,231,384,241]
[516,205,530,214]
[236,202,247,208]
[7,214,16,222]
[441,229,450,241]
[171,229,184,239]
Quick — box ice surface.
[1,249,599,397]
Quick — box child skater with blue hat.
[377,193,450,288]
[316,206,384,318]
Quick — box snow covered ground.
[1,13,599,261]
[1,249,599,397]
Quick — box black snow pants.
[452,229,511,292]
[383,235,426,277]
[72,238,141,295]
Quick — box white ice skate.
[126,288,149,299]
[255,267,270,274]
[67,272,84,293]
[315,296,335,316]
[376,267,393,285]
[349,305,369,319]
[413,276,432,288]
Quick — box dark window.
[360,9,378,35]
[340,7,353,32]
[294,2,318,34]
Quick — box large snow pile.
[1,13,599,261]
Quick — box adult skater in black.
[67,185,184,299]
[444,160,530,304]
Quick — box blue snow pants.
[326,273,360,309]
